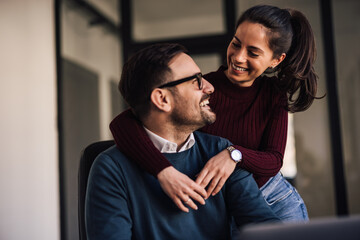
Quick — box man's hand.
[195,149,237,198]
[157,166,207,212]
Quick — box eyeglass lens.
[197,73,203,90]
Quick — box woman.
[110,5,319,222]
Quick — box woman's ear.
[150,88,172,112]
[271,53,286,68]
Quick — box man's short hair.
[119,43,187,119]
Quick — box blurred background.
[0,0,359,239]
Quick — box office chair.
[78,140,115,240]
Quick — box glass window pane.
[192,54,222,75]
[133,0,225,41]
[87,0,120,24]
[282,114,297,179]
[332,0,360,215]
[61,1,123,238]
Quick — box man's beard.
[170,94,216,131]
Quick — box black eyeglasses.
[158,73,203,90]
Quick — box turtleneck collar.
[208,66,261,102]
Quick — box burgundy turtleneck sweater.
[110,66,288,187]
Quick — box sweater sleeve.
[236,97,288,177]
[109,109,172,177]
[225,168,281,226]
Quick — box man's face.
[167,53,216,130]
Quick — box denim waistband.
[259,172,284,195]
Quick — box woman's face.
[225,21,285,87]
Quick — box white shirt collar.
[144,127,195,153]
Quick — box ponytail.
[278,9,319,112]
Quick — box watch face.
[231,150,242,161]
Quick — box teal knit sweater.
[85,131,280,240]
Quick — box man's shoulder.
[193,131,231,153]
[96,145,126,162]
[92,145,135,174]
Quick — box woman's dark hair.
[119,43,187,118]
[237,5,320,112]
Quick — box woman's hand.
[195,149,237,198]
[157,166,207,212]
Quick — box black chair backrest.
[78,140,115,240]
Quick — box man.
[85,43,280,240]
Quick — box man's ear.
[150,88,172,112]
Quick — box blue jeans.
[260,172,309,222]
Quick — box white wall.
[0,1,59,239]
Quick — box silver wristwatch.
[227,146,242,163]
